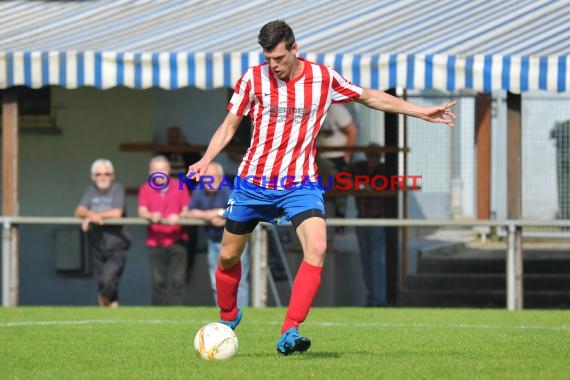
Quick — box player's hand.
[187,159,210,182]
[421,100,457,127]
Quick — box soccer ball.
[194,322,238,360]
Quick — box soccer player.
[187,20,455,355]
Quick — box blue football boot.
[220,308,242,330]
[276,328,311,355]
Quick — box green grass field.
[1,307,569,379]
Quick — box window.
[0,86,60,134]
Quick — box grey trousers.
[148,241,188,305]
[90,245,128,303]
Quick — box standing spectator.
[138,156,190,305]
[318,103,358,230]
[349,144,388,307]
[318,103,358,171]
[160,125,201,271]
[74,159,130,308]
[315,153,338,244]
[184,162,250,307]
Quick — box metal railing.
[2,216,570,310]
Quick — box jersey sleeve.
[227,69,253,117]
[330,69,363,103]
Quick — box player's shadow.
[296,351,342,359]
[241,351,341,359]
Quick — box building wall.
[19,87,153,216]
[491,91,570,220]
[406,95,453,219]
[521,92,570,220]
[151,87,243,174]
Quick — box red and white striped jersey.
[227,58,362,189]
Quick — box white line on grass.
[0,319,569,331]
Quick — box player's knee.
[218,246,243,269]
[218,255,238,269]
[306,238,327,257]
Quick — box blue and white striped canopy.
[1,0,569,92]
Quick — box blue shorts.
[225,179,325,228]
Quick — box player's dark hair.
[258,20,295,51]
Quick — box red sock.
[281,261,323,333]
[216,261,241,321]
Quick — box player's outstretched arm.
[186,112,243,180]
[356,88,456,127]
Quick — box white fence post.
[506,224,515,310]
[506,223,524,310]
[2,221,12,307]
[251,225,268,308]
[514,225,524,309]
